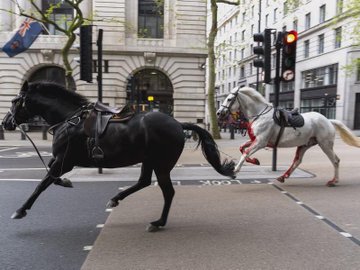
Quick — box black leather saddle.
[273,108,304,129]
[83,101,135,159]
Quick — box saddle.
[83,101,135,159]
[273,108,304,129]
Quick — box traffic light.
[281,30,298,82]
[253,28,272,83]
[79,25,93,83]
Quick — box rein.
[17,123,50,174]
[244,104,273,122]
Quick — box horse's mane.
[28,81,89,106]
[239,87,271,106]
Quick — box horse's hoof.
[276,176,285,183]
[326,181,337,187]
[106,200,119,208]
[54,177,73,188]
[253,158,260,165]
[146,224,161,232]
[11,209,27,219]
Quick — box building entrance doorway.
[126,69,173,115]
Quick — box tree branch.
[216,0,240,5]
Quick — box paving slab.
[81,185,360,270]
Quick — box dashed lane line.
[271,183,360,247]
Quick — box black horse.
[2,81,235,231]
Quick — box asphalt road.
[0,146,121,270]
[2,142,360,269]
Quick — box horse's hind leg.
[147,168,175,232]
[277,145,312,183]
[318,141,340,187]
[107,162,153,207]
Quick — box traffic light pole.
[97,29,103,174]
[272,31,283,171]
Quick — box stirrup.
[92,146,104,159]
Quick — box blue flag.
[2,18,43,57]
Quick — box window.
[305,13,311,30]
[304,40,310,58]
[282,25,287,32]
[357,59,360,82]
[251,24,254,36]
[302,64,338,88]
[138,0,164,38]
[272,53,276,68]
[336,0,343,15]
[241,48,245,59]
[241,30,245,42]
[318,34,324,54]
[283,1,289,16]
[265,14,269,27]
[42,0,74,35]
[274,8,278,22]
[335,27,342,48]
[249,63,253,75]
[242,12,246,24]
[240,66,245,78]
[293,19,298,31]
[319,5,326,24]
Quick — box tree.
[208,0,239,139]
[1,0,86,89]
[331,0,360,75]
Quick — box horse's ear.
[21,81,29,93]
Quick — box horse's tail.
[181,123,235,178]
[330,120,360,147]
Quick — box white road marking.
[96,224,104,228]
[340,232,353,238]
[83,246,93,251]
[0,147,18,152]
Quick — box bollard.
[20,124,28,140]
[229,125,235,140]
[42,125,48,140]
[0,125,4,140]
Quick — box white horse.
[217,86,360,186]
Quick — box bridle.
[220,87,273,123]
[220,87,240,111]
[10,92,30,125]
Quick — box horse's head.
[216,87,240,122]
[2,81,32,130]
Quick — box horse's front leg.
[239,140,260,165]
[235,140,264,173]
[12,157,73,219]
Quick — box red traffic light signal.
[281,30,297,82]
[284,30,297,44]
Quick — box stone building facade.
[0,0,207,125]
[214,0,360,129]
